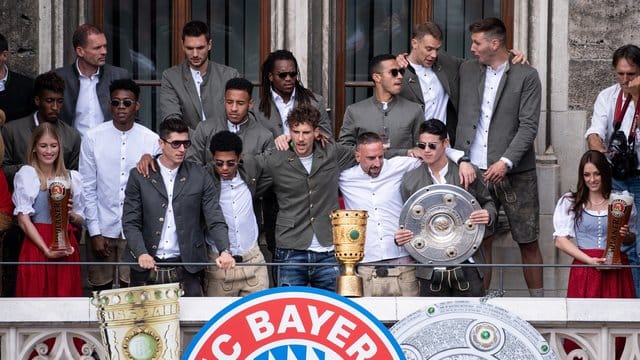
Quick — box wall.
[0,0,39,76]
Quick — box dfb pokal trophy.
[603,190,634,267]
[331,209,368,297]
[48,177,72,251]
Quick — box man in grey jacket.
[160,20,240,130]
[122,118,235,296]
[455,18,544,296]
[55,24,129,137]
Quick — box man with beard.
[338,132,421,296]
[160,21,240,129]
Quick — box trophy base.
[336,275,363,297]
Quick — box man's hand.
[468,209,490,225]
[509,49,528,65]
[274,134,291,151]
[396,53,409,68]
[457,161,476,189]
[216,251,236,269]
[90,235,110,258]
[136,153,155,178]
[44,246,75,259]
[483,160,508,184]
[394,228,413,246]
[628,76,640,101]
[316,131,330,148]
[137,253,156,269]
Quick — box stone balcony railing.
[1,297,640,359]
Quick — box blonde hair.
[27,123,69,190]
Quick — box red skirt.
[566,248,636,298]
[16,223,82,297]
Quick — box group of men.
[0,16,551,299]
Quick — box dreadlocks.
[259,49,317,118]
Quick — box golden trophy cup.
[48,177,72,251]
[92,283,183,360]
[331,209,368,297]
[603,191,634,267]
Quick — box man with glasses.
[585,44,640,297]
[204,131,270,296]
[339,132,421,296]
[123,118,235,296]
[397,119,496,296]
[55,24,129,137]
[339,54,424,159]
[80,79,160,291]
[160,21,240,130]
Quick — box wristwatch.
[457,155,471,165]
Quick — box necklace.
[589,197,607,207]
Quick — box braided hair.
[259,49,317,118]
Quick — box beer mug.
[48,177,72,251]
[602,191,634,267]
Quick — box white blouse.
[553,192,637,238]
[12,165,85,218]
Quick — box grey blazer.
[254,93,333,138]
[400,160,497,280]
[55,62,129,126]
[122,159,230,273]
[399,51,463,146]
[455,59,541,173]
[339,96,423,158]
[160,60,240,130]
[255,142,354,250]
[186,111,274,165]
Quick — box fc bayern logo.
[183,287,404,359]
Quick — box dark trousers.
[129,257,203,296]
[419,265,485,297]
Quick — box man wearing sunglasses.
[339,132,421,297]
[396,119,496,297]
[79,79,160,292]
[455,18,544,297]
[160,21,240,130]
[123,118,235,296]
[187,77,274,165]
[340,54,424,159]
[203,131,271,296]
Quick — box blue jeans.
[274,248,339,292]
[613,177,640,297]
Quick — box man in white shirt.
[55,24,129,137]
[204,131,269,296]
[339,132,421,296]
[397,120,496,296]
[455,18,544,296]
[122,118,235,296]
[160,21,240,130]
[585,44,640,297]
[80,79,160,291]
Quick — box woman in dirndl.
[13,122,84,297]
[554,150,635,359]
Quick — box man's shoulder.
[54,63,75,78]
[345,97,373,112]
[7,70,33,84]
[102,64,129,78]
[4,114,32,132]
[394,96,423,111]
[208,61,240,77]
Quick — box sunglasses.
[388,68,405,77]
[161,138,191,149]
[110,99,135,108]
[214,160,238,168]
[276,71,298,79]
[417,142,440,150]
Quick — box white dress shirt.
[0,65,8,92]
[227,118,248,133]
[585,83,640,166]
[219,173,259,255]
[272,87,296,135]
[156,161,180,259]
[189,67,206,121]
[427,163,449,184]
[469,62,508,170]
[74,61,103,137]
[80,121,160,238]
[409,60,448,122]
[339,156,421,262]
